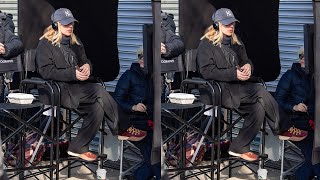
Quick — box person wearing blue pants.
[114,47,160,180]
[275,46,320,179]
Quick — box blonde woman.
[36,8,121,161]
[197,8,307,161]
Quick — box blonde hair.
[39,22,80,47]
[200,23,241,46]
[298,46,304,56]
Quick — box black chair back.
[0,54,23,73]
[23,49,37,72]
[161,55,184,73]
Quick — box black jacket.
[114,63,153,116]
[114,63,153,130]
[275,63,314,130]
[36,38,119,134]
[161,25,185,59]
[197,38,253,108]
[0,27,23,59]
[36,38,92,108]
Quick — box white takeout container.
[7,93,35,104]
[168,93,196,104]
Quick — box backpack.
[0,11,15,33]
[161,11,176,33]
[4,132,45,167]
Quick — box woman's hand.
[0,43,5,55]
[293,103,308,112]
[161,43,166,54]
[240,63,251,76]
[132,103,147,112]
[79,63,91,76]
[76,68,89,81]
[237,69,250,81]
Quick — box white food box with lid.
[168,93,196,104]
[7,93,35,104]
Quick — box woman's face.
[60,22,74,36]
[138,56,144,68]
[299,53,305,68]
[220,22,235,36]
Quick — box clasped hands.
[237,63,251,81]
[76,63,90,81]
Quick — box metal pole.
[312,0,320,165]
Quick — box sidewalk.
[166,162,281,180]
[7,161,282,179]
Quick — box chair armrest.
[180,77,210,87]
[87,76,105,88]
[248,76,266,88]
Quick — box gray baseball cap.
[51,8,78,25]
[212,8,239,25]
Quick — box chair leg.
[259,120,267,169]
[280,139,285,180]
[98,120,105,169]
[119,139,124,180]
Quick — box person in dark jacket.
[114,47,160,180]
[36,8,119,162]
[161,24,184,60]
[197,8,307,161]
[275,46,320,180]
[0,13,24,103]
[161,24,185,102]
[0,11,23,180]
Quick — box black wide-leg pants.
[68,83,118,154]
[229,83,280,153]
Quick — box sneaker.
[228,151,258,161]
[278,126,308,141]
[68,150,97,161]
[79,152,97,161]
[118,126,147,141]
[67,150,80,157]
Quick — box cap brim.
[59,17,78,25]
[220,18,239,25]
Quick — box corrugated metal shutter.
[105,0,153,92]
[161,0,179,33]
[262,0,314,169]
[0,0,18,34]
[266,0,314,92]
[97,0,153,173]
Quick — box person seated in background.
[114,47,160,180]
[275,46,320,180]
[36,8,119,161]
[197,8,307,161]
[161,18,185,102]
[0,11,24,103]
